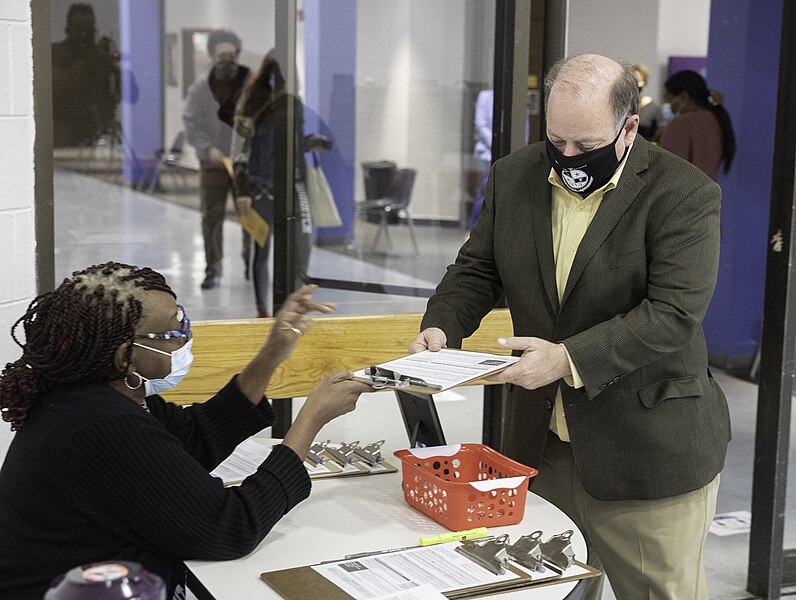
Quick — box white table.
[186,468,588,599]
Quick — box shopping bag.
[305,153,342,228]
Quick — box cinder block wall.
[0,0,36,459]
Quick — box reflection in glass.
[182,29,248,291]
[51,1,496,321]
[231,50,328,317]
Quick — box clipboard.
[353,349,520,394]
[211,439,397,486]
[260,543,600,600]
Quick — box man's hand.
[409,327,447,353]
[487,337,571,390]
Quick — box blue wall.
[702,0,782,367]
[304,0,357,240]
[119,0,161,185]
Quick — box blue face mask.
[133,339,194,397]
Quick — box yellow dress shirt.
[548,153,630,441]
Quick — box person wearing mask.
[231,52,326,318]
[183,30,251,290]
[659,69,736,180]
[411,54,730,599]
[632,63,664,141]
[51,3,120,148]
[0,262,371,600]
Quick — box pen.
[419,527,489,546]
[404,377,443,390]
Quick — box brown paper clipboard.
[260,556,600,599]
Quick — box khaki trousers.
[532,434,719,600]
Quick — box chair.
[146,131,188,194]
[362,168,419,255]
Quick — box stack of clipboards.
[260,530,600,599]
[210,438,397,486]
[304,439,398,479]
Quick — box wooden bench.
[161,309,513,405]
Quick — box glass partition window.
[51,0,494,320]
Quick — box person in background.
[51,3,120,148]
[632,63,664,141]
[0,262,371,600]
[659,69,736,180]
[231,51,326,317]
[411,54,730,600]
[183,30,251,290]
[468,89,494,231]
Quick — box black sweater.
[0,377,311,599]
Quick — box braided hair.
[0,262,175,431]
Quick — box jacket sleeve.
[145,376,273,470]
[65,411,310,561]
[231,115,254,197]
[420,162,504,346]
[182,82,214,162]
[563,175,721,399]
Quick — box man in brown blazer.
[411,55,731,599]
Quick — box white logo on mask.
[561,168,593,192]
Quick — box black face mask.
[213,60,240,81]
[546,127,628,196]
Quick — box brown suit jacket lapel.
[560,139,650,308]
[526,146,559,315]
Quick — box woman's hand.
[282,370,373,459]
[261,284,335,367]
[302,370,372,423]
[237,285,334,405]
[235,195,252,217]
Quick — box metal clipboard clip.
[540,529,576,570]
[455,534,509,575]
[325,441,360,466]
[364,366,443,391]
[506,530,548,573]
[307,440,331,466]
[353,440,385,466]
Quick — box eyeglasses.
[135,304,191,341]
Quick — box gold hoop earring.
[124,372,143,390]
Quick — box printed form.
[354,349,519,392]
[312,543,518,599]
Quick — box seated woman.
[0,262,371,599]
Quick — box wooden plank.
[162,309,513,404]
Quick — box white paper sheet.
[210,439,388,484]
[210,439,272,484]
[354,349,519,392]
[709,510,752,536]
[311,543,519,600]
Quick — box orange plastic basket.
[393,443,538,530]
